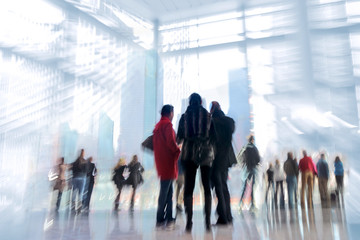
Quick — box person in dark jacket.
[209,101,236,225]
[265,163,274,204]
[238,135,260,210]
[113,158,127,211]
[316,153,329,206]
[177,93,215,232]
[82,157,97,211]
[126,155,144,211]
[70,149,88,213]
[283,152,298,209]
[153,104,181,229]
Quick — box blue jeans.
[156,180,174,224]
[286,176,297,208]
[72,177,86,210]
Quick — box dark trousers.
[212,168,232,224]
[56,191,63,211]
[114,183,123,210]
[156,180,174,224]
[83,179,94,209]
[183,161,211,226]
[335,175,344,194]
[240,169,256,206]
[275,180,285,208]
[265,181,275,203]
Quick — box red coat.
[153,117,181,180]
[299,156,318,175]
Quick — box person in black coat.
[112,158,127,211]
[82,157,97,211]
[177,93,216,232]
[210,101,236,225]
[125,155,144,211]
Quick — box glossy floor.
[0,201,354,240]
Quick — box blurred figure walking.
[298,150,317,208]
[284,152,298,209]
[112,158,127,211]
[83,157,97,211]
[126,155,144,211]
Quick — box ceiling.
[111,0,244,23]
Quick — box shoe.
[156,222,165,231]
[185,221,192,233]
[206,223,211,232]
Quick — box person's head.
[115,157,126,169]
[302,150,307,157]
[88,157,93,162]
[287,152,293,160]
[275,159,280,165]
[320,153,325,159]
[59,157,64,165]
[161,104,174,121]
[335,156,341,163]
[210,101,221,114]
[248,135,255,144]
[189,93,202,106]
[131,155,138,164]
[80,149,85,158]
[269,163,273,168]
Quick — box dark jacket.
[86,162,97,183]
[113,165,126,188]
[72,157,87,178]
[242,143,260,171]
[126,162,144,187]
[266,167,274,182]
[211,109,236,170]
[177,105,215,166]
[284,158,299,177]
[153,116,181,180]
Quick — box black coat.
[211,109,236,171]
[126,162,144,187]
[113,165,126,188]
[177,105,215,166]
[242,143,260,171]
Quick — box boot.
[205,196,212,231]
[184,196,193,232]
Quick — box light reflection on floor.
[0,203,350,240]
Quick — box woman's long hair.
[114,158,126,170]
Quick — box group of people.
[51,92,346,234]
[265,150,345,209]
[151,93,237,232]
[112,155,144,211]
[51,149,97,213]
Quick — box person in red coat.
[298,150,317,208]
[153,104,181,230]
